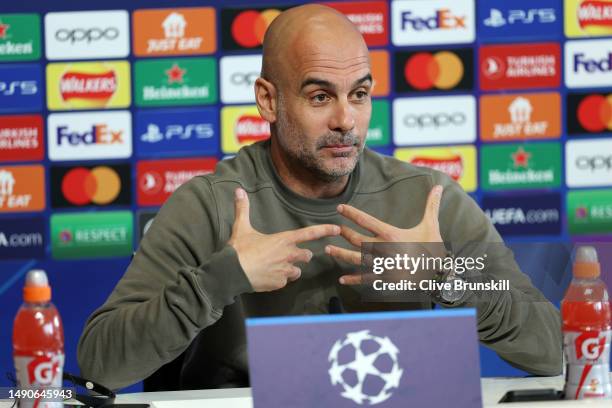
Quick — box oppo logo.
[230,72,259,86]
[55,27,120,43]
[576,155,612,171]
[403,112,465,128]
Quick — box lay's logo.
[46,61,130,110]
[565,0,612,37]
[410,155,463,181]
[222,105,270,153]
[235,115,269,144]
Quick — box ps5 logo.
[141,123,214,143]
[483,8,556,27]
[0,81,38,96]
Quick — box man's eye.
[354,91,369,99]
[312,94,330,103]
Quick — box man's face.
[273,49,372,181]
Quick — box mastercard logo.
[61,166,121,206]
[231,9,281,48]
[404,51,464,91]
[577,94,612,132]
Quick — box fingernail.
[339,277,345,284]
[235,188,245,199]
[325,245,331,254]
[434,186,443,196]
[334,225,341,234]
[337,204,343,213]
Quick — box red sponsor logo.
[325,1,389,46]
[575,331,607,361]
[60,70,117,101]
[578,94,612,132]
[0,115,44,162]
[410,155,463,181]
[578,0,612,29]
[479,43,561,91]
[235,115,270,144]
[137,158,217,206]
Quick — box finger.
[233,188,251,232]
[287,248,313,264]
[340,225,368,248]
[339,274,362,285]
[289,224,341,244]
[287,266,302,282]
[325,245,361,265]
[423,185,443,225]
[337,204,387,236]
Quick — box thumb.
[233,188,251,233]
[422,185,443,226]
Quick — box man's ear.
[255,77,278,124]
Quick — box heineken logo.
[0,14,40,61]
[568,189,612,235]
[165,63,185,84]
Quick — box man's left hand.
[325,185,444,285]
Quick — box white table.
[112,374,612,408]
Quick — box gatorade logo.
[27,354,63,385]
[578,94,612,132]
[221,8,284,50]
[395,48,473,93]
[576,331,607,360]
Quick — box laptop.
[246,309,482,408]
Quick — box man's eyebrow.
[299,73,373,92]
[352,73,373,88]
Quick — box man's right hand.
[228,188,341,292]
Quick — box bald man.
[78,5,562,390]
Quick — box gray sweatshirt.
[78,140,562,390]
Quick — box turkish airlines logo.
[565,39,612,88]
[395,48,473,93]
[221,7,285,50]
[0,114,44,161]
[391,0,475,46]
[0,165,45,213]
[220,54,262,104]
[137,158,217,206]
[325,1,389,46]
[567,92,612,135]
[480,93,561,141]
[44,10,129,60]
[51,164,131,208]
[479,43,561,90]
[133,8,216,56]
[566,139,612,187]
[393,95,476,146]
[48,111,132,161]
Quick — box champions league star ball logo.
[328,330,403,405]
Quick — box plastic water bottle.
[12,270,64,408]
[562,246,612,399]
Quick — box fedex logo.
[573,52,612,73]
[57,124,123,146]
[401,9,465,30]
[565,39,612,88]
[48,111,131,161]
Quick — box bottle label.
[14,352,64,408]
[564,330,612,399]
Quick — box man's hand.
[325,185,444,285]
[228,188,341,292]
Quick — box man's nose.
[329,99,356,133]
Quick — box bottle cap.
[573,246,600,279]
[23,269,51,303]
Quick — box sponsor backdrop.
[1,0,611,389]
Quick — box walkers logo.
[44,10,129,60]
[567,92,612,135]
[391,0,475,46]
[137,158,217,206]
[480,143,561,191]
[137,210,157,242]
[50,164,131,208]
[135,108,218,157]
[370,50,390,97]
[565,0,612,37]
[221,105,270,153]
[220,54,261,104]
[0,165,44,213]
[0,115,44,162]
[480,93,561,142]
[478,1,560,40]
[47,111,132,161]
[50,211,133,259]
[567,189,612,234]
[133,8,216,57]
[393,95,476,146]
[0,217,45,260]
[221,7,285,51]
[479,43,561,91]
[566,139,612,187]
[0,64,42,112]
[366,100,390,147]
[483,193,561,236]
[565,39,612,88]
[394,146,476,192]
[395,48,473,93]
[326,1,389,46]
[46,61,130,110]
[134,58,217,107]
[0,14,40,61]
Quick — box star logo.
[511,146,531,168]
[0,22,10,39]
[165,63,186,84]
